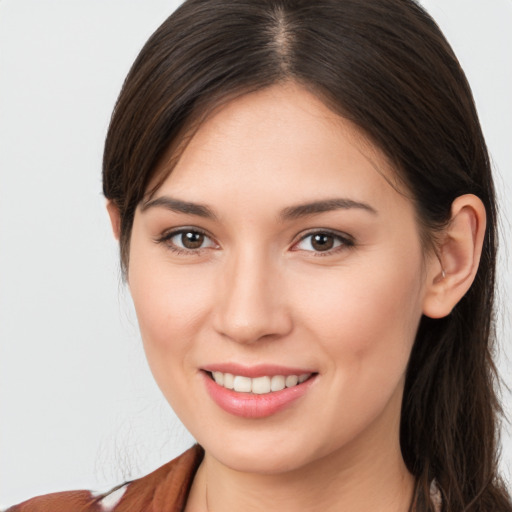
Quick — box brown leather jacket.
[6,445,204,512]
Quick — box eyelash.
[156,228,354,257]
[293,229,354,257]
[156,227,217,256]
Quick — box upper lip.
[201,363,316,378]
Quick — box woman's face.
[128,83,436,474]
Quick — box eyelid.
[156,226,219,253]
[155,226,353,256]
[291,229,354,254]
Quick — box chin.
[194,424,332,475]
[213,444,312,475]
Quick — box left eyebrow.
[140,196,218,220]
[279,198,378,221]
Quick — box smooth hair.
[102,1,512,510]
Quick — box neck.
[201,447,413,512]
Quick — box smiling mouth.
[207,371,314,394]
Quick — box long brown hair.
[103,1,512,509]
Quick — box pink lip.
[202,363,315,378]
[201,370,317,419]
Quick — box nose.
[212,248,293,344]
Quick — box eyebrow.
[279,198,377,220]
[141,196,218,220]
[141,196,377,220]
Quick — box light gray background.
[0,0,510,507]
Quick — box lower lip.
[202,372,316,418]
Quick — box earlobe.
[422,194,486,319]
[106,200,122,241]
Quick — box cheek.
[127,242,215,374]
[291,248,425,376]
[285,249,425,445]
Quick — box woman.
[7,0,511,510]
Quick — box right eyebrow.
[140,196,218,221]
[279,197,378,221]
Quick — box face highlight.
[127,83,434,475]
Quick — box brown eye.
[181,231,205,249]
[293,231,352,254]
[160,228,217,253]
[311,233,334,251]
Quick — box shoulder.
[5,445,204,512]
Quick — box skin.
[108,82,486,511]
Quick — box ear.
[422,194,486,319]
[106,200,121,241]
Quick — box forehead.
[149,83,407,213]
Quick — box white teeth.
[252,376,271,394]
[223,373,234,389]
[285,375,298,387]
[270,375,285,392]
[233,375,252,392]
[212,371,224,386]
[211,371,312,394]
